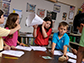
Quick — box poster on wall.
[62,12,67,20]
[13,8,22,23]
[26,3,36,12]
[53,4,61,13]
[68,6,75,20]
[37,8,45,18]
[46,10,57,20]
[2,2,10,17]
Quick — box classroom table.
[0,49,72,63]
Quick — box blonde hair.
[58,21,69,29]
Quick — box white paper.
[54,50,63,55]
[16,45,32,51]
[26,34,33,37]
[30,46,47,51]
[66,52,77,59]
[26,13,43,26]
[68,58,76,63]
[1,50,24,57]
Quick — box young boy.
[0,10,21,50]
[72,13,84,63]
[51,21,69,59]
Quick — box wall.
[8,0,84,33]
[10,0,54,33]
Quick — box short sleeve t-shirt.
[0,27,10,50]
[79,27,84,47]
[52,32,69,51]
[34,27,52,46]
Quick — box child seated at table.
[3,13,25,49]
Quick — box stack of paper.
[16,45,32,51]
[1,50,24,57]
[26,13,43,26]
[54,50,63,55]
[30,46,47,51]
[66,52,77,59]
[68,58,76,63]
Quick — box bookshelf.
[69,33,81,50]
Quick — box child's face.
[15,16,19,24]
[44,21,51,29]
[0,15,4,24]
[77,24,84,33]
[58,25,67,35]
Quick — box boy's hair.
[0,10,4,18]
[58,21,69,29]
[5,13,19,38]
[73,13,84,27]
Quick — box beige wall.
[76,0,84,8]
[58,0,77,6]
[58,0,84,15]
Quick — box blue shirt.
[52,32,69,51]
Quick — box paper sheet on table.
[26,13,43,26]
[16,45,32,51]
[53,50,63,55]
[1,50,24,57]
[30,46,47,51]
[68,58,76,63]
[66,52,77,59]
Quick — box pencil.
[4,56,18,59]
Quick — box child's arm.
[17,41,25,46]
[42,21,48,38]
[63,45,68,60]
[33,25,38,38]
[63,45,67,55]
[3,41,11,50]
[51,43,56,54]
[9,24,21,35]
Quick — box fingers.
[4,45,11,50]
[20,43,25,46]
[33,24,38,29]
[50,50,54,55]
[63,55,69,60]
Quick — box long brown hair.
[5,13,19,38]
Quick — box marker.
[4,56,18,59]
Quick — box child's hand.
[82,59,84,63]
[63,54,69,60]
[33,25,38,29]
[51,50,54,55]
[42,21,46,27]
[4,45,11,50]
[11,46,16,49]
[71,48,77,55]
[16,24,21,30]
[19,43,25,46]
